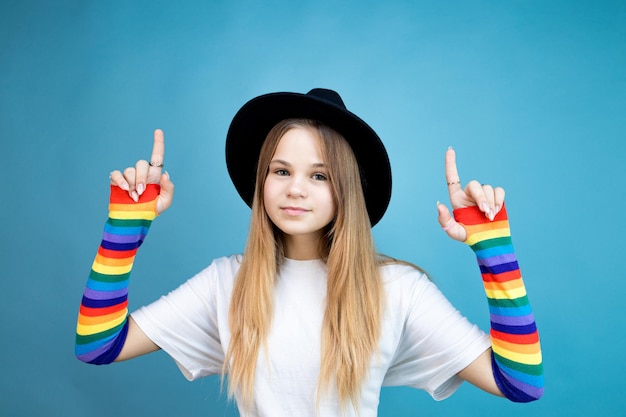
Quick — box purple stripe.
[83,287,128,300]
[492,321,537,335]
[81,294,127,308]
[499,365,544,399]
[102,231,146,244]
[478,253,517,267]
[491,312,535,326]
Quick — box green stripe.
[89,270,131,283]
[75,321,126,345]
[494,351,544,376]
[106,218,153,228]
[488,295,529,308]
[471,236,512,252]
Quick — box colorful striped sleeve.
[75,184,160,365]
[453,204,544,402]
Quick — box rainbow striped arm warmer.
[75,184,160,364]
[453,204,544,402]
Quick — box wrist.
[453,204,510,248]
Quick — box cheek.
[263,179,278,207]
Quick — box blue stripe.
[86,278,130,291]
[480,260,519,274]
[103,223,150,236]
[475,244,514,259]
[489,304,533,316]
[101,240,144,251]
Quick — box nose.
[287,175,307,198]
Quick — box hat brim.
[225,91,391,227]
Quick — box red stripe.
[80,300,128,317]
[454,204,508,225]
[98,246,137,259]
[109,184,160,204]
[491,328,539,344]
[482,269,521,283]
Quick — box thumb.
[156,171,175,215]
[437,201,467,242]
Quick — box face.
[263,127,336,254]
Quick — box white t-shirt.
[132,255,491,417]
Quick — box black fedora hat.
[225,88,392,227]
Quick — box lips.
[281,206,310,216]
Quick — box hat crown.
[307,88,346,110]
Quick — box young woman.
[75,88,543,416]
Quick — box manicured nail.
[120,182,129,191]
[480,202,489,213]
[137,183,145,195]
[131,191,139,202]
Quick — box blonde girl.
[75,89,543,416]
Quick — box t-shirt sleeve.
[383,269,491,400]
[131,256,237,381]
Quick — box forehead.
[272,126,324,160]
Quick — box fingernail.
[131,191,139,202]
[137,183,145,195]
[480,202,489,213]
[120,182,129,191]
[495,205,501,215]
[489,210,495,221]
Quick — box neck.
[283,234,321,260]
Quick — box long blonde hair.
[223,119,383,411]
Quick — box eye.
[274,169,289,176]
[312,173,328,181]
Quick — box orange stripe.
[95,253,134,267]
[484,278,524,292]
[492,337,541,354]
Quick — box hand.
[437,147,505,241]
[109,129,175,214]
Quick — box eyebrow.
[270,159,327,169]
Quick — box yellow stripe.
[92,261,133,275]
[109,210,157,220]
[485,286,527,299]
[466,227,510,246]
[76,314,127,335]
[492,343,543,365]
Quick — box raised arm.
[436,148,544,402]
[75,129,174,364]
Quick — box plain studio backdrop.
[1,1,624,416]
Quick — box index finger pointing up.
[445,147,462,192]
[150,129,165,167]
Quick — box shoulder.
[175,254,242,296]
[379,258,431,288]
[379,259,434,300]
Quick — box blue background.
[1,0,625,416]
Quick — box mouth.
[281,206,310,216]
